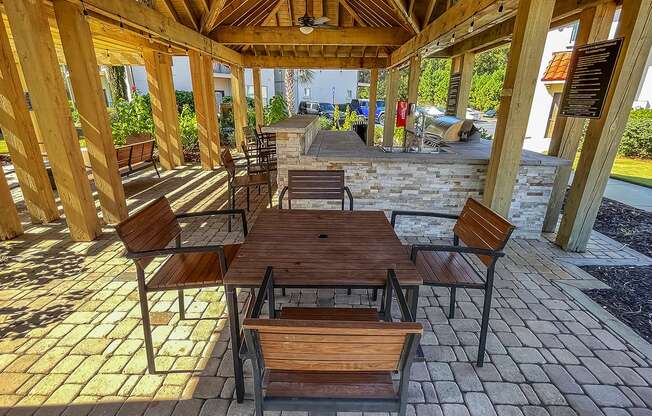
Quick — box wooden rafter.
[423,0,437,28]
[339,0,368,26]
[387,0,420,33]
[178,0,199,30]
[156,0,182,22]
[201,0,227,33]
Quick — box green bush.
[178,104,198,152]
[175,91,195,113]
[619,109,652,159]
[108,93,154,145]
[319,116,333,130]
[264,95,289,125]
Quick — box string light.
[80,0,90,22]
[498,2,504,12]
[148,34,154,44]
[468,15,475,33]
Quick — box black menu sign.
[446,73,461,115]
[560,38,623,119]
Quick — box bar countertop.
[261,115,319,133]
[307,130,570,167]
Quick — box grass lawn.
[573,155,652,188]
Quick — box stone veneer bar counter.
[263,115,570,238]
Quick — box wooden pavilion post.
[0,16,59,224]
[542,2,617,232]
[557,0,652,252]
[202,55,221,167]
[0,167,22,240]
[143,49,177,170]
[253,67,265,127]
[367,68,379,146]
[159,54,184,167]
[383,67,400,146]
[54,0,128,224]
[450,52,475,119]
[189,50,215,170]
[5,0,101,241]
[406,55,421,131]
[483,0,556,216]
[231,65,247,148]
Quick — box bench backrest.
[115,196,181,267]
[287,170,345,202]
[115,139,155,169]
[453,198,515,266]
[243,318,421,372]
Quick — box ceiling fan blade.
[314,23,338,29]
[313,16,330,25]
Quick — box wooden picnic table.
[223,209,422,402]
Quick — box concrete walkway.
[603,178,652,212]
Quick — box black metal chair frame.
[123,209,248,373]
[241,267,420,416]
[278,177,354,211]
[391,210,510,366]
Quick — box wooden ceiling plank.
[339,0,368,26]
[157,0,182,22]
[178,0,200,30]
[423,0,437,29]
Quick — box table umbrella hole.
[318,234,328,238]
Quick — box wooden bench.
[279,170,354,210]
[391,198,515,366]
[115,196,247,373]
[242,267,422,416]
[115,134,159,177]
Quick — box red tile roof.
[542,51,572,82]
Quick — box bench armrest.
[176,209,248,236]
[390,210,459,227]
[409,244,504,261]
[278,186,289,209]
[344,186,354,211]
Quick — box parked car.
[298,101,321,115]
[466,108,482,121]
[319,102,346,125]
[350,99,385,124]
[484,109,497,118]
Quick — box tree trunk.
[107,66,128,103]
[284,69,295,115]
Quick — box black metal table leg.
[226,285,245,403]
[406,285,425,362]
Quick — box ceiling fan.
[297,0,335,34]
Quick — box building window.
[347,90,353,99]
[569,21,579,43]
[246,85,254,98]
[304,87,311,97]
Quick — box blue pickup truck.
[350,99,386,125]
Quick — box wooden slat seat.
[414,251,484,288]
[115,196,247,373]
[233,172,270,187]
[279,307,380,321]
[391,198,515,367]
[147,244,240,291]
[264,370,397,399]
[242,267,421,416]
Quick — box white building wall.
[295,70,358,110]
[243,68,275,106]
[525,25,575,139]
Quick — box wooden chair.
[114,136,159,178]
[391,198,515,366]
[242,267,422,416]
[279,170,353,210]
[221,148,273,216]
[115,196,248,373]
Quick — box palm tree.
[284,69,314,115]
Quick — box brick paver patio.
[1,165,651,416]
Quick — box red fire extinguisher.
[396,101,408,128]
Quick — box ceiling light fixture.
[299,26,314,34]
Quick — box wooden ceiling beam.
[177,0,199,30]
[243,55,388,68]
[67,0,242,65]
[212,26,411,45]
[390,0,611,67]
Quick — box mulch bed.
[580,196,652,344]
